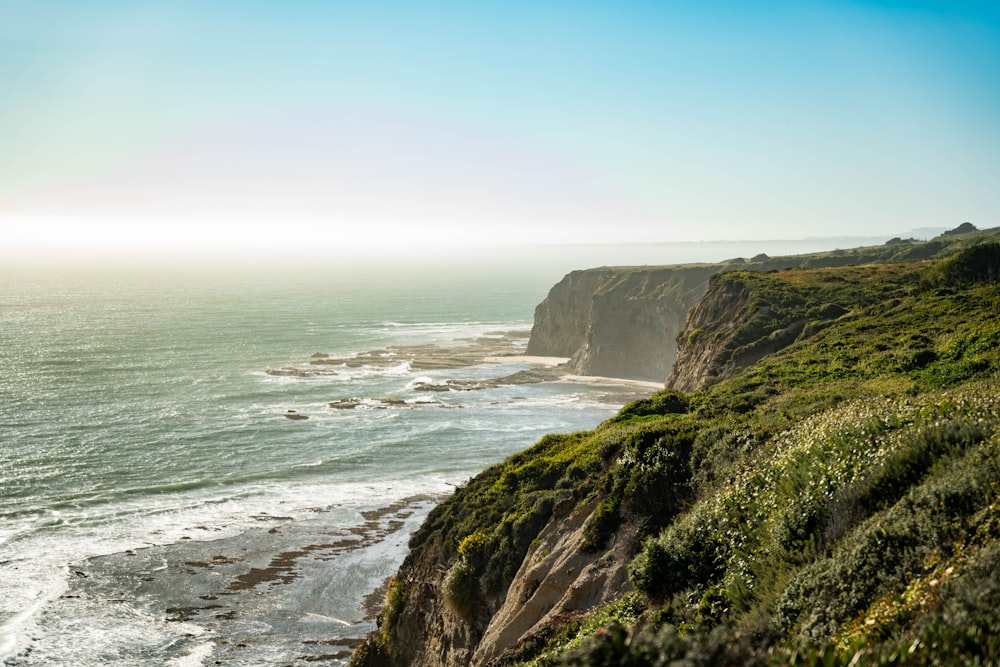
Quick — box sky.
[1,1,998,258]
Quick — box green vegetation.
[350,578,407,666]
[353,227,1000,665]
[497,594,648,666]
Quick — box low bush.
[924,242,1000,289]
[609,391,689,424]
[443,557,478,616]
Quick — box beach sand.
[559,374,663,390]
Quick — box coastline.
[486,355,665,391]
[559,373,663,390]
[30,496,440,666]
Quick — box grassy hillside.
[353,237,1000,666]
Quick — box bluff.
[353,228,1000,666]
[526,233,982,382]
[526,266,719,380]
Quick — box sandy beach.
[485,355,664,390]
[559,373,664,390]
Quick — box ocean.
[0,239,884,665]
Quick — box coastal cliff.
[526,233,988,383]
[665,268,851,391]
[354,228,1000,666]
[527,266,719,381]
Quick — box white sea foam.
[167,641,215,667]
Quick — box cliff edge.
[528,230,994,383]
[526,265,719,381]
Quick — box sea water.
[0,253,662,666]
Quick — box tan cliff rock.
[362,495,638,667]
[472,496,634,666]
[665,273,755,392]
[526,265,721,382]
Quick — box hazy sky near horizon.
[1,1,998,256]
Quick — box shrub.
[458,529,491,562]
[925,242,1000,289]
[581,494,622,552]
[610,391,689,424]
[348,633,388,666]
[443,557,479,616]
[349,579,406,665]
[630,507,725,601]
[381,577,407,631]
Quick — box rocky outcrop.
[471,497,634,665]
[663,274,754,392]
[361,495,637,667]
[527,265,721,381]
[525,270,611,359]
[666,268,866,392]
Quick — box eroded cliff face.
[666,269,854,392]
[663,275,753,392]
[525,270,612,359]
[363,495,637,667]
[525,239,956,383]
[527,265,721,381]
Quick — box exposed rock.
[301,330,533,371]
[667,268,879,392]
[526,265,720,381]
[526,270,610,359]
[664,271,843,392]
[329,398,362,409]
[374,494,637,667]
[266,367,337,377]
[664,275,752,392]
[328,397,440,409]
[411,381,481,392]
[410,367,564,394]
[472,497,633,666]
[283,410,309,420]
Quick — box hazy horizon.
[2,2,998,259]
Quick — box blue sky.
[1,1,998,255]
